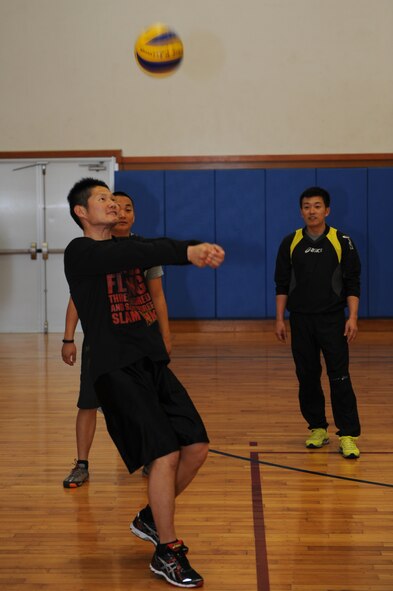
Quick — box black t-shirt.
[64,235,193,381]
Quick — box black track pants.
[289,311,361,437]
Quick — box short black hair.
[300,186,330,208]
[67,177,109,229]
[113,190,135,208]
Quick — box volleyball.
[134,23,183,76]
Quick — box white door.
[0,158,116,332]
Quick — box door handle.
[39,243,64,258]
[0,243,65,258]
[30,242,37,260]
[0,244,38,258]
[42,242,48,261]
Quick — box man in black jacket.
[274,186,361,459]
[65,177,225,588]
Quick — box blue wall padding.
[215,169,266,317]
[164,171,216,318]
[115,167,393,318]
[367,168,393,316]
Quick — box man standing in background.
[274,186,361,459]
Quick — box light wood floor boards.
[0,321,392,590]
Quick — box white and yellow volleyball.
[134,23,183,77]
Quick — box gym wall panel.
[265,169,316,317]
[367,168,393,316]
[115,166,392,319]
[316,168,368,317]
[215,169,266,317]
[164,171,216,318]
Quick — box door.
[0,158,116,332]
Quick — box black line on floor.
[209,448,393,489]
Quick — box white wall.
[1,0,392,155]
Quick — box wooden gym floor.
[0,320,392,591]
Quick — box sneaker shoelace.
[342,437,357,450]
[71,460,86,473]
[309,429,326,441]
[167,541,190,568]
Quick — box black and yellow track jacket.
[274,225,361,314]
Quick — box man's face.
[300,196,330,231]
[112,195,135,237]
[77,186,119,227]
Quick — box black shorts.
[77,344,100,409]
[95,358,209,474]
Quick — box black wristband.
[62,339,74,343]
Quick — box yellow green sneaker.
[305,428,329,448]
[339,436,360,459]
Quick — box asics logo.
[305,247,322,253]
[157,556,177,576]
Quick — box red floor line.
[250,444,270,591]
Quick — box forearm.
[62,297,78,365]
[276,294,288,320]
[345,296,359,342]
[275,295,288,343]
[347,295,359,319]
[64,297,79,339]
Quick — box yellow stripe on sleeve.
[290,229,304,259]
[326,227,342,263]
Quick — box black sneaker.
[63,460,89,488]
[150,540,203,588]
[130,512,159,546]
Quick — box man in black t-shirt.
[64,177,225,588]
[274,186,361,459]
[62,191,171,488]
